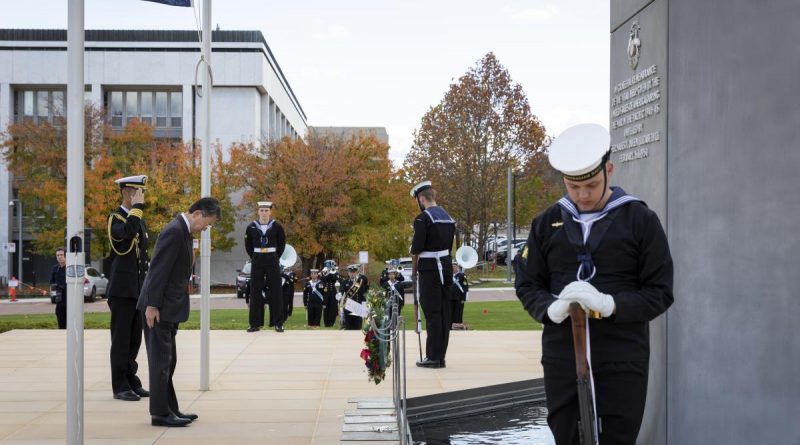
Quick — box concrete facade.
[0,29,308,285]
[610,1,800,443]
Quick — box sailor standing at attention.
[244,201,286,332]
[410,181,456,369]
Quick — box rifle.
[569,302,598,445]
[412,255,423,362]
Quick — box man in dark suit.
[50,248,67,329]
[137,197,220,427]
[107,175,150,402]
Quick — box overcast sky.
[0,0,610,164]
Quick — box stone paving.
[0,328,542,444]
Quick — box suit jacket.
[107,204,150,300]
[137,215,193,323]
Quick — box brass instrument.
[344,275,363,301]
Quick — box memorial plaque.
[610,0,667,219]
[610,2,668,445]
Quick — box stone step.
[345,409,396,416]
[341,431,400,441]
[344,415,397,424]
[342,423,397,432]
[357,401,395,409]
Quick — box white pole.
[66,1,85,444]
[17,200,21,286]
[199,0,212,391]
[507,168,513,282]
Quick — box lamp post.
[8,199,22,286]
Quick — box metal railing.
[369,291,413,444]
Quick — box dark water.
[412,403,555,445]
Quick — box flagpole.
[66,0,86,443]
[199,0,212,391]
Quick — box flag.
[142,0,192,6]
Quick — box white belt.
[418,249,450,284]
[254,247,276,253]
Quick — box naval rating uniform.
[244,219,286,329]
[411,206,456,363]
[516,187,673,445]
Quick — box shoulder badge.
[551,221,563,228]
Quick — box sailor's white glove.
[560,281,615,318]
[546,299,572,324]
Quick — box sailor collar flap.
[423,207,455,224]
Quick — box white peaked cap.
[114,175,148,189]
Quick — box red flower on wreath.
[360,348,370,361]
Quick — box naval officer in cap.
[515,123,673,444]
[106,175,150,401]
[244,201,287,332]
[410,180,456,368]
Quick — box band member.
[410,180,456,369]
[280,265,298,325]
[450,263,469,330]
[50,248,67,329]
[244,201,286,333]
[107,175,150,401]
[515,124,673,444]
[138,197,220,427]
[302,269,325,328]
[340,264,369,330]
[320,259,340,327]
[379,259,406,287]
[382,267,405,318]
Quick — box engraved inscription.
[610,64,662,163]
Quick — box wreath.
[360,289,392,384]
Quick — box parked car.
[236,260,252,299]
[83,266,107,302]
[50,266,108,303]
[496,240,527,265]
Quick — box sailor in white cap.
[107,174,150,401]
[302,268,324,328]
[409,180,456,369]
[243,200,287,332]
[515,123,674,444]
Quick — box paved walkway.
[0,288,518,316]
[0,329,542,444]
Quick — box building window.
[110,91,123,127]
[170,92,182,128]
[155,92,168,127]
[125,91,137,125]
[106,90,182,137]
[140,92,153,126]
[14,89,66,123]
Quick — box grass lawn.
[0,301,541,333]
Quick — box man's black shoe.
[132,387,150,398]
[416,358,444,369]
[113,390,141,401]
[275,325,284,333]
[176,411,198,421]
[246,326,259,333]
[151,414,191,427]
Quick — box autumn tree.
[404,52,551,258]
[224,134,414,274]
[1,104,235,260]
